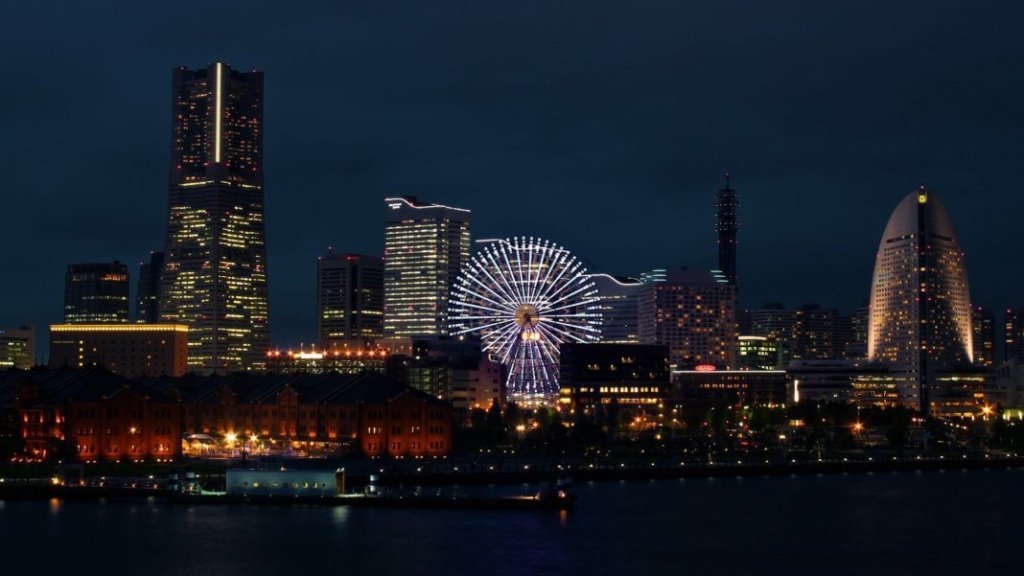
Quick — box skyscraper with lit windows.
[317,250,384,343]
[160,63,269,374]
[383,197,470,337]
[868,187,973,412]
[64,261,130,324]
[638,267,737,369]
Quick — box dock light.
[225,432,237,444]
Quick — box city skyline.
[2,2,1023,347]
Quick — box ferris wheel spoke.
[534,255,575,303]
[496,244,528,303]
[533,322,565,346]
[542,282,597,312]
[533,244,562,303]
[542,296,602,316]
[544,317,602,334]
[452,318,516,334]
[473,260,521,307]
[482,321,522,353]
[537,263,587,307]
[542,312,602,319]
[471,255,520,306]
[499,327,522,365]
[540,318,598,342]
[452,297,515,317]
[513,238,530,304]
[460,273,519,313]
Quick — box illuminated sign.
[694,364,717,372]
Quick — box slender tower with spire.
[716,173,739,287]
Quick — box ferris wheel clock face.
[450,237,602,402]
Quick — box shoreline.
[1,455,1020,503]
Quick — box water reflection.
[331,506,349,525]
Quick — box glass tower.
[383,197,470,337]
[64,261,130,324]
[160,63,270,374]
[317,250,384,343]
[868,187,973,412]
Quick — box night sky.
[2,1,1022,346]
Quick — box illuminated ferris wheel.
[450,237,602,402]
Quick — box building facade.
[868,188,973,412]
[65,261,130,324]
[670,368,788,412]
[160,63,270,374]
[383,197,470,337]
[738,335,777,370]
[49,324,189,378]
[0,326,35,370]
[317,250,384,343]
[558,343,669,412]
[136,251,165,324]
[638,268,737,369]
[590,274,644,343]
[17,368,182,462]
[1006,308,1024,362]
[972,306,995,367]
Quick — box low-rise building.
[0,326,35,370]
[670,367,788,412]
[786,359,898,407]
[49,324,188,378]
[559,343,669,413]
[16,367,181,462]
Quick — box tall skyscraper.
[136,251,165,324]
[590,273,644,343]
[716,173,739,286]
[1006,308,1024,362]
[638,268,737,369]
[64,261,130,324]
[868,187,973,412]
[383,197,470,337]
[971,306,995,367]
[317,250,384,343]
[160,63,270,373]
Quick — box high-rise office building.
[638,268,737,369]
[590,273,644,343]
[383,197,470,337]
[64,262,130,324]
[160,63,270,373]
[0,326,35,369]
[317,250,384,343]
[716,174,739,286]
[1005,308,1024,362]
[972,306,995,367]
[136,251,165,324]
[868,187,973,412]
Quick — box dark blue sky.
[2,1,1022,345]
